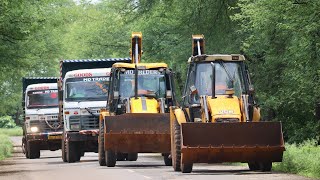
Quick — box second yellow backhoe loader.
[170,35,285,173]
[98,32,176,167]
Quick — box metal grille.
[69,115,99,130]
[29,118,63,132]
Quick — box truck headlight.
[70,124,80,131]
[30,127,39,133]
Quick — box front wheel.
[248,162,260,171]
[260,162,272,172]
[66,141,80,163]
[171,119,181,171]
[27,141,40,159]
[181,163,193,173]
[98,120,106,166]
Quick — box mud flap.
[104,113,170,153]
[180,122,285,164]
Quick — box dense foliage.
[0,0,319,143]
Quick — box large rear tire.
[117,152,126,161]
[27,141,40,159]
[172,119,181,171]
[248,162,260,171]
[66,141,80,163]
[127,153,138,161]
[260,162,272,172]
[181,163,193,173]
[98,120,106,166]
[106,150,116,167]
[163,153,172,166]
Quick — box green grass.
[273,139,320,179]
[0,134,12,160]
[0,127,23,136]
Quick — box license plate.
[48,135,62,140]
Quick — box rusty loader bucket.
[104,113,170,153]
[180,122,285,164]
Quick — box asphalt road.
[0,137,312,180]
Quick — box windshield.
[65,76,109,101]
[118,70,166,99]
[194,62,245,98]
[27,89,58,108]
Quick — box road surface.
[0,137,313,180]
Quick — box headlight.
[70,124,80,131]
[30,127,39,133]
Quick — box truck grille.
[29,119,63,132]
[69,115,99,130]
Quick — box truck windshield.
[27,90,58,108]
[65,77,109,101]
[119,70,166,99]
[193,62,245,100]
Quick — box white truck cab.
[22,77,62,159]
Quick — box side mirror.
[114,91,119,99]
[249,84,255,94]
[166,90,172,99]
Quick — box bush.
[0,134,12,160]
[0,116,16,128]
[0,128,23,136]
[273,139,320,179]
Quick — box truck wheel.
[98,120,106,166]
[66,141,80,163]
[61,134,67,162]
[172,119,181,171]
[248,162,260,171]
[181,163,193,173]
[105,150,116,167]
[163,153,172,166]
[127,153,138,161]
[117,152,126,161]
[260,162,272,171]
[22,137,29,159]
[27,141,40,159]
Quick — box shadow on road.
[187,169,273,176]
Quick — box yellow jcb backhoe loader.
[98,32,176,167]
[170,35,285,173]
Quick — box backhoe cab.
[170,35,285,173]
[99,32,176,167]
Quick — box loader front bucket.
[104,113,170,153]
[180,122,285,164]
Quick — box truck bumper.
[66,130,99,142]
[26,132,62,151]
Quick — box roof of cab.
[26,83,58,91]
[188,54,245,63]
[64,68,111,79]
[112,63,168,69]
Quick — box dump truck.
[99,32,176,167]
[22,77,62,159]
[59,58,131,163]
[170,35,285,173]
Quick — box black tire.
[27,141,40,159]
[22,137,29,159]
[117,152,126,161]
[62,133,67,162]
[106,150,116,167]
[260,162,272,172]
[98,120,106,166]
[181,163,193,173]
[248,162,260,171]
[172,119,181,171]
[127,153,138,161]
[66,141,80,163]
[81,151,85,157]
[163,154,172,166]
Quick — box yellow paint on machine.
[207,95,242,122]
[130,97,158,113]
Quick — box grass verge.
[0,127,23,136]
[0,134,12,160]
[273,139,320,179]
